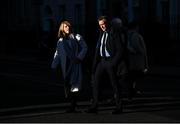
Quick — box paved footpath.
[0,96,180,123]
[0,53,180,122]
[0,105,180,122]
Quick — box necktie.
[102,32,106,57]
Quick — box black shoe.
[106,98,115,105]
[136,90,142,95]
[127,95,133,101]
[65,107,77,113]
[112,108,122,114]
[128,89,142,100]
[86,107,97,113]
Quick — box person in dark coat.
[51,20,88,112]
[86,16,127,114]
[126,21,148,100]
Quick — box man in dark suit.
[126,21,148,100]
[87,16,127,114]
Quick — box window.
[161,1,169,24]
[74,4,82,32]
[59,4,66,21]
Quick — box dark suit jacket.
[92,30,128,76]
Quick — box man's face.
[98,20,107,32]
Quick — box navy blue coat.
[51,34,88,91]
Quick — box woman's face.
[63,23,70,34]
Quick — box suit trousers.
[91,58,122,109]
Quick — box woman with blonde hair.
[51,20,88,112]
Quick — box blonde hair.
[58,20,72,38]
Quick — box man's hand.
[143,68,148,74]
[73,57,82,64]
